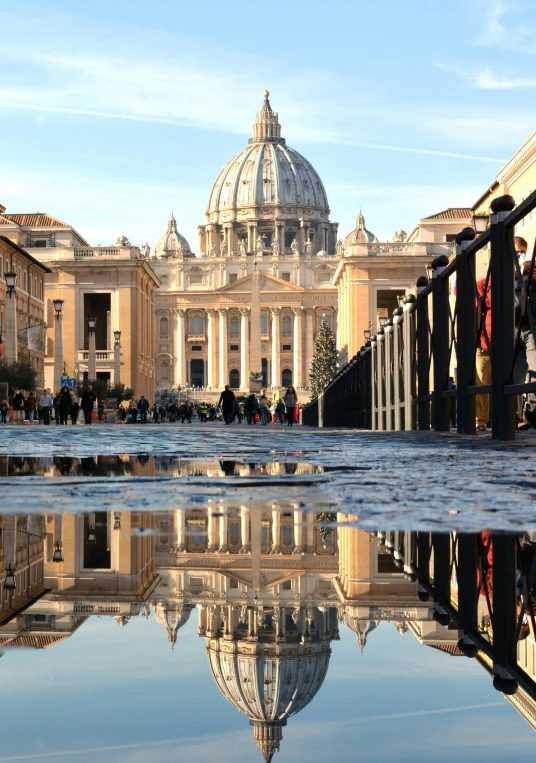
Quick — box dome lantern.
[250,90,284,145]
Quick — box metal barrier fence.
[302,191,536,440]
[373,529,536,701]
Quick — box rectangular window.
[446,234,457,243]
[318,580,332,592]
[229,273,238,283]
[34,240,47,248]
[190,274,203,284]
[282,344,292,351]
[189,577,203,588]
[230,344,239,351]
[282,580,292,590]
[230,579,239,589]
[230,525,240,544]
[0,258,3,277]
[283,527,292,545]
[317,271,331,282]
[261,526,269,549]
[281,272,291,282]
[191,345,202,352]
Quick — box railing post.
[491,533,518,693]
[416,531,431,600]
[393,309,403,431]
[432,533,451,620]
[318,392,324,428]
[456,228,477,434]
[364,343,372,429]
[371,336,377,431]
[456,533,478,656]
[416,278,430,430]
[403,296,416,430]
[432,255,450,432]
[376,330,384,431]
[490,195,516,440]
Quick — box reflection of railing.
[377,530,536,703]
[73,603,120,614]
[303,190,536,441]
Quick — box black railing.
[374,529,536,702]
[302,191,536,440]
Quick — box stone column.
[292,307,304,388]
[88,325,96,380]
[270,308,281,388]
[305,307,314,388]
[207,309,216,388]
[219,512,229,553]
[240,506,250,553]
[271,509,281,554]
[218,308,228,389]
[207,513,218,553]
[293,509,304,554]
[175,309,187,386]
[240,307,250,390]
[176,509,186,553]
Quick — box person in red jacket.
[475,278,492,431]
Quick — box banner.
[27,324,46,353]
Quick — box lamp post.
[87,317,97,380]
[53,298,64,394]
[52,541,64,563]
[4,271,17,362]
[113,330,121,386]
[473,213,489,235]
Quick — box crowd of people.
[0,385,302,426]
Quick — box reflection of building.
[152,92,339,394]
[0,211,160,397]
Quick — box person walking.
[245,394,258,425]
[218,385,236,425]
[81,385,96,425]
[284,386,298,427]
[25,392,37,423]
[13,390,26,423]
[128,399,138,423]
[515,243,536,429]
[70,397,80,425]
[58,386,72,425]
[152,403,160,423]
[198,401,208,422]
[0,399,8,425]
[53,391,61,425]
[276,399,285,424]
[138,395,149,424]
[475,277,492,431]
[259,393,270,425]
[39,389,53,425]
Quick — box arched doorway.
[190,359,205,388]
[229,369,240,389]
[282,368,292,388]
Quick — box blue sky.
[0,613,533,762]
[1,0,535,248]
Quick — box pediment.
[218,272,304,293]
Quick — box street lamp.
[87,317,97,380]
[53,298,64,393]
[4,563,16,590]
[378,316,388,328]
[5,272,16,297]
[113,330,121,386]
[397,294,405,308]
[363,329,372,341]
[473,212,489,234]
[52,541,64,563]
[113,512,121,531]
[87,317,97,332]
[53,298,64,316]
[114,330,121,345]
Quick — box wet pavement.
[1,422,536,530]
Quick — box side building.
[0,212,160,399]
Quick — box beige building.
[334,209,472,364]
[0,212,160,399]
[151,93,340,395]
[0,210,50,389]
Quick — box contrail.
[0,702,505,761]
[0,100,505,164]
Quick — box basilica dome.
[153,601,193,646]
[344,210,377,247]
[155,214,192,258]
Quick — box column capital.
[239,306,250,316]
[305,306,315,313]
[175,308,186,317]
[270,307,281,316]
[292,306,304,316]
[218,307,228,316]
[206,307,217,317]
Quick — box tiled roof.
[423,208,473,221]
[0,213,70,228]
[0,634,70,649]
[0,215,16,225]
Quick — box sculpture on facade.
[142,241,151,258]
[336,238,344,255]
[220,238,227,257]
[291,237,299,255]
[115,234,131,246]
[208,241,215,257]
[392,229,407,243]
[305,238,313,256]
[176,241,184,258]
[256,235,265,255]
[239,238,247,257]
[271,239,279,256]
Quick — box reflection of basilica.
[2,511,536,756]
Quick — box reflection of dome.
[206,92,330,220]
[344,615,379,653]
[344,210,377,247]
[208,640,330,762]
[155,214,192,258]
[154,602,194,646]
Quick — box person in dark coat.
[70,398,80,425]
[138,395,149,424]
[218,385,236,425]
[58,386,72,425]
[81,385,96,425]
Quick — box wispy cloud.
[437,62,536,90]
[474,0,534,51]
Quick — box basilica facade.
[151,92,340,395]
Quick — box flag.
[27,324,46,353]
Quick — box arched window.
[191,315,203,335]
[160,360,170,380]
[229,316,239,337]
[229,369,240,388]
[282,368,292,387]
[159,316,169,338]
[282,315,292,336]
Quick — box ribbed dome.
[155,214,192,258]
[344,210,377,247]
[344,615,379,653]
[153,602,193,646]
[206,92,329,220]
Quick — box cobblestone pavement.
[1,422,536,531]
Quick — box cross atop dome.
[251,90,283,144]
[167,213,178,233]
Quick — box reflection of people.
[220,460,237,476]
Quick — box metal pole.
[490,195,516,440]
[457,533,478,655]
[376,330,384,431]
[88,326,96,380]
[432,256,450,432]
[370,338,377,431]
[456,229,477,434]
[393,312,402,431]
[5,289,18,363]
[416,280,430,430]
[492,533,517,692]
[403,297,415,430]
[54,311,63,394]
[432,533,451,613]
[114,341,121,386]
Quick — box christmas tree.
[309,317,339,399]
